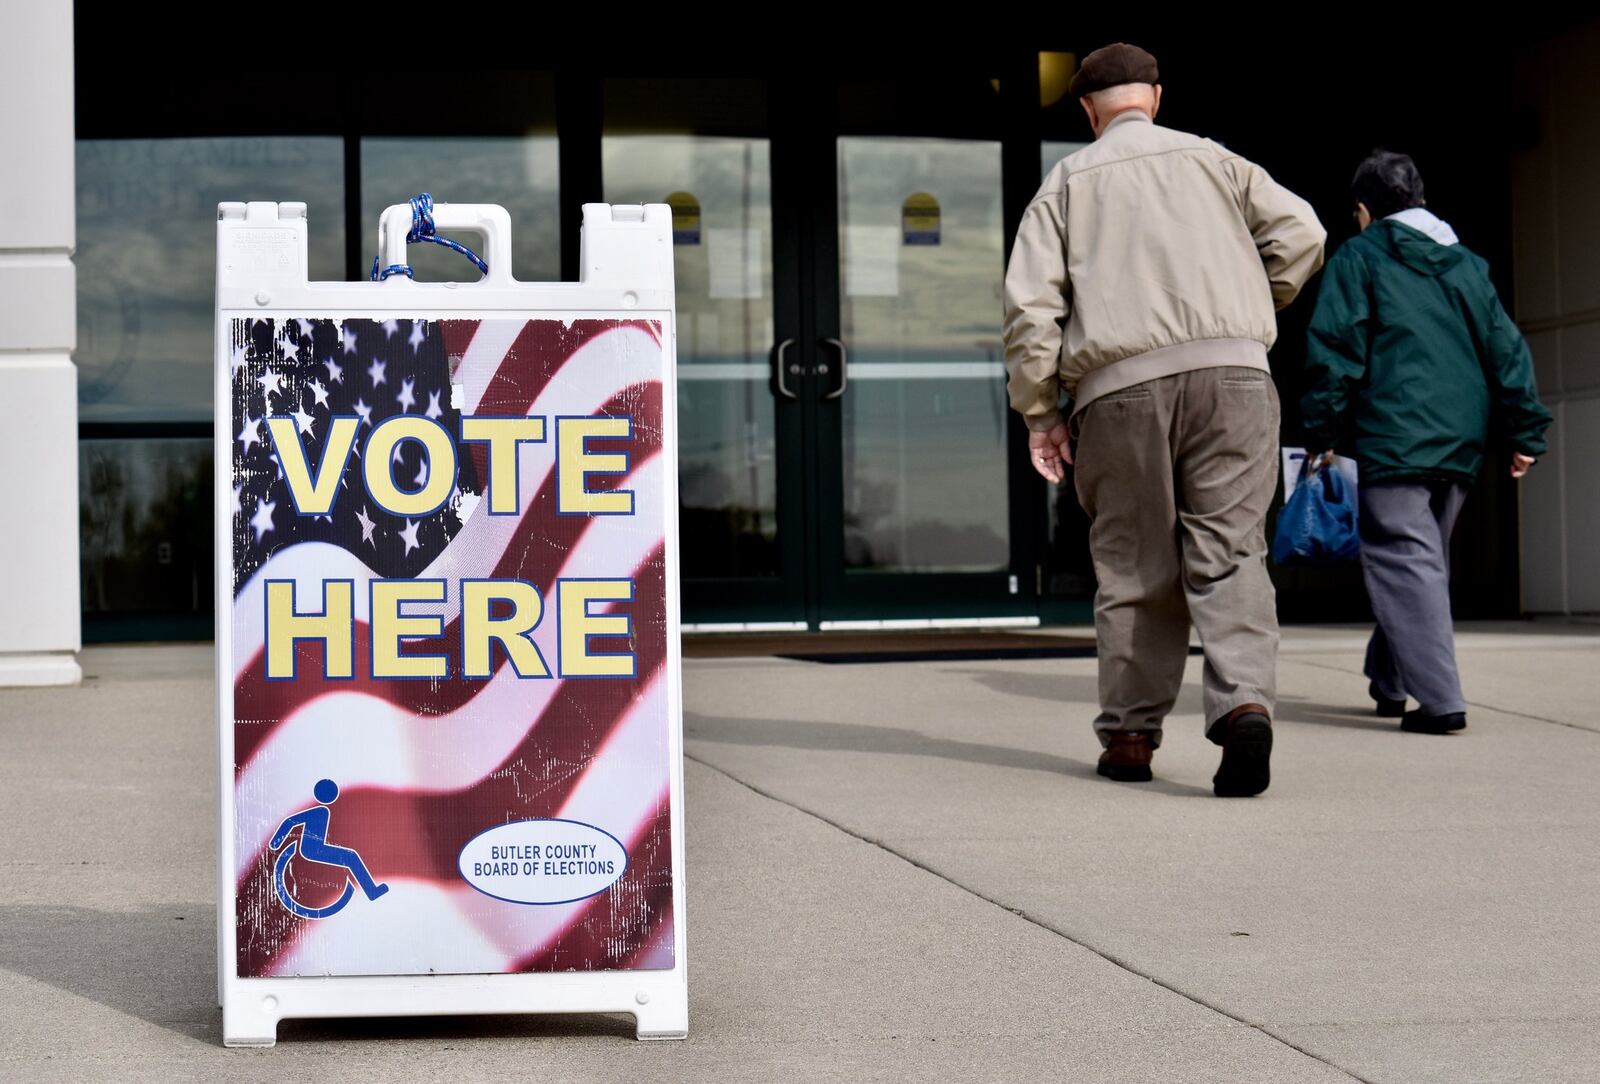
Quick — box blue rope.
[371,259,414,281]
[407,194,489,273]
[369,192,489,281]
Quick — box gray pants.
[1072,367,1281,748]
[1360,481,1469,715]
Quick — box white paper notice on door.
[707,227,764,299]
[845,225,900,297]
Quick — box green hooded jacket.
[1302,219,1551,484]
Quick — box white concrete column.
[0,1,82,686]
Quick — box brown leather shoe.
[1097,732,1155,782]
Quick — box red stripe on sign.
[622,897,676,970]
[513,803,674,973]
[464,320,654,484]
[435,318,483,372]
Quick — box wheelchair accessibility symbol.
[269,779,389,919]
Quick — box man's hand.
[1029,422,1072,483]
[1511,452,1536,479]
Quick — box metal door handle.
[821,337,848,400]
[771,338,798,400]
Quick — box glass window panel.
[1042,140,1091,177]
[837,136,1008,573]
[79,438,213,614]
[603,131,777,578]
[75,138,345,422]
[359,137,560,283]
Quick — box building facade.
[2,11,1592,684]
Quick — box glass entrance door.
[804,71,1031,626]
[818,134,1020,623]
[603,79,808,628]
[604,76,1033,629]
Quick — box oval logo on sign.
[458,819,629,905]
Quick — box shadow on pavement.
[948,668,1103,706]
[0,903,639,1047]
[1275,697,1399,732]
[949,667,1207,718]
[685,711,1215,799]
[280,1012,638,1043]
[0,903,218,1043]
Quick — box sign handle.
[375,197,515,285]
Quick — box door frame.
[790,61,1050,628]
[550,55,1057,630]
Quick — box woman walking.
[1302,151,1552,733]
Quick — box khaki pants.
[1072,367,1281,747]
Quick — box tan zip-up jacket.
[1003,111,1326,431]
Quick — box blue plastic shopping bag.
[1272,456,1360,565]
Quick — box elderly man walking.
[1003,44,1325,796]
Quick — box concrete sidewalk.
[2,623,1598,1081]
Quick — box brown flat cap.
[1071,43,1160,98]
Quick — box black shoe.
[1210,708,1272,798]
[1369,681,1406,718]
[1400,709,1467,734]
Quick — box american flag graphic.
[227,314,674,978]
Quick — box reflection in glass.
[360,138,561,283]
[76,139,345,421]
[1041,141,1092,178]
[837,137,1008,573]
[604,135,777,578]
[79,439,213,614]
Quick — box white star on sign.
[292,403,317,435]
[308,378,330,407]
[398,518,421,555]
[356,505,377,547]
[414,456,429,489]
[250,498,276,543]
[396,377,416,413]
[354,398,373,427]
[295,318,315,339]
[408,321,426,351]
[256,368,284,398]
[392,441,407,465]
[237,414,262,454]
[424,389,443,420]
[368,358,387,387]
[231,343,250,375]
[340,324,358,355]
[381,319,399,339]
[323,357,343,384]
[231,484,242,515]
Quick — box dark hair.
[1351,150,1426,220]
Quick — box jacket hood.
[1387,207,1458,245]
[1364,218,1469,277]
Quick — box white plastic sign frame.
[214,201,686,1046]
